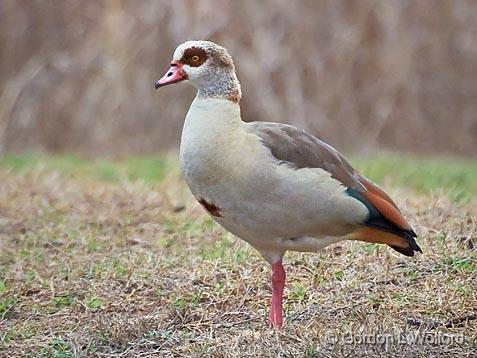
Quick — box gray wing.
[246,121,366,190]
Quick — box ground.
[0,153,476,357]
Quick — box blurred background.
[0,0,476,157]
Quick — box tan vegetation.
[0,157,476,356]
[1,1,477,156]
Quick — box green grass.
[0,154,169,184]
[289,283,308,303]
[35,338,75,358]
[0,296,17,319]
[441,256,477,274]
[1,152,475,199]
[84,297,103,310]
[351,153,477,202]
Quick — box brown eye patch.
[181,47,207,67]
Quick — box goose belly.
[181,149,368,248]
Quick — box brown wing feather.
[360,177,400,210]
[247,121,414,232]
[246,122,365,190]
[361,190,411,230]
[347,227,410,248]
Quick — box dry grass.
[0,156,476,357]
[1,1,477,155]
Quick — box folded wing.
[247,121,421,256]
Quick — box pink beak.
[155,63,187,89]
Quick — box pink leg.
[268,260,286,328]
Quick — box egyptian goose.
[155,40,421,328]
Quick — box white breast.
[180,97,249,187]
[179,96,368,253]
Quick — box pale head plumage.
[170,40,241,102]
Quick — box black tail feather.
[366,221,422,257]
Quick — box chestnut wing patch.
[198,197,223,218]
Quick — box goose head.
[155,40,241,102]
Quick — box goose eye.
[191,55,200,62]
